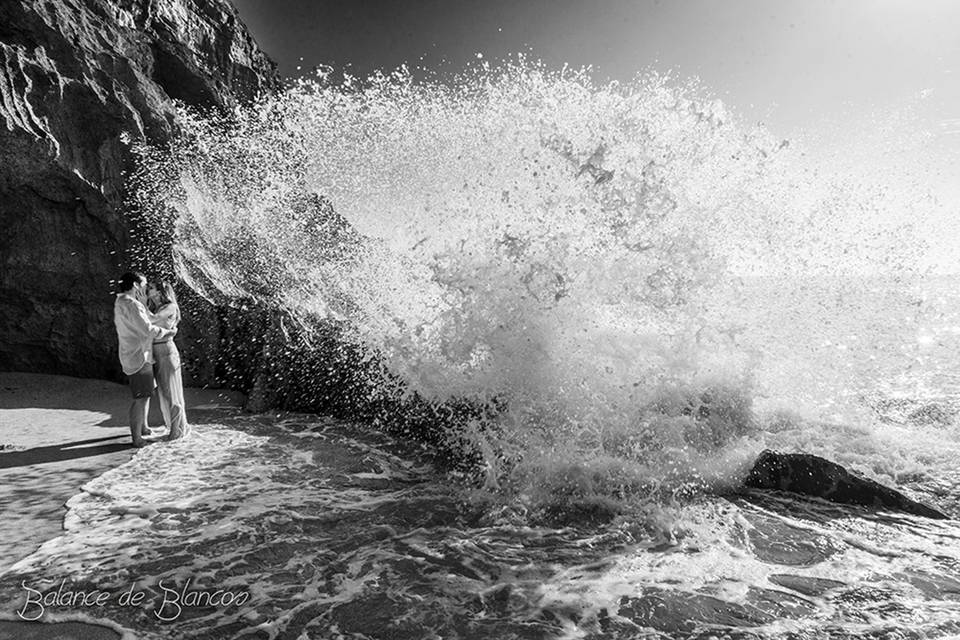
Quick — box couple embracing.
[113,271,189,447]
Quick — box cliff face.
[0,0,277,378]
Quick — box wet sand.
[0,372,244,638]
[0,620,122,640]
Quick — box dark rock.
[743,450,948,520]
[0,0,278,380]
[165,290,490,469]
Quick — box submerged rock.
[743,450,948,520]
[616,585,817,634]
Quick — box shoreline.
[0,372,244,639]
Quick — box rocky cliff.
[0,0,277,378]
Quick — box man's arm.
[125,299,175,340]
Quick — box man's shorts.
[128,362,156,399]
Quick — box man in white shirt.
[114,271,177,447]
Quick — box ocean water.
[4,63,960,637]
[0,406,957,639]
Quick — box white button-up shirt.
[114,293,168,375]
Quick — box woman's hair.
[153,280,178,307]
[150,280,181,324]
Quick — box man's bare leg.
[130,397,151,447]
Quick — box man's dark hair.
[117,271,145,293]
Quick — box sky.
[231,0,960,271]
[231,0,960,137]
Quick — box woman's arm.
[156,303,181,328]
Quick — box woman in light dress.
[147,281,189,440]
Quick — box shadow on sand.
[0,372,245,575]
[0,435,132,470]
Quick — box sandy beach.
[0,372,244,639]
